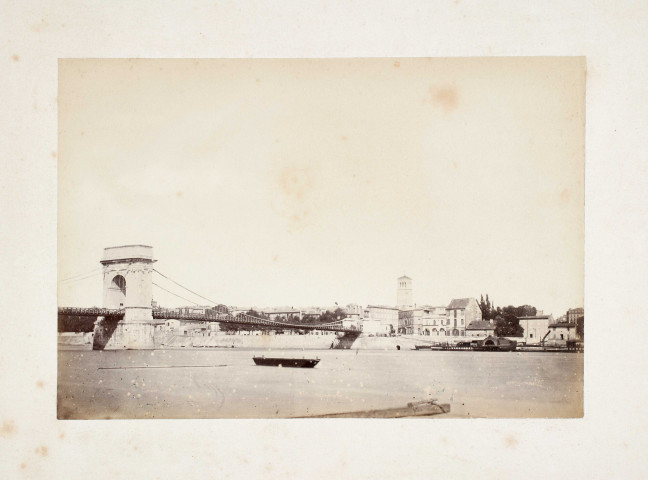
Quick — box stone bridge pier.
[93,245,156,350]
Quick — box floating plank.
[302,400,450,418]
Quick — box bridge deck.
[57,307,357,333]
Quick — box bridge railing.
[57,306,357,333]
[152,308,356,333]
[58,307,125,318]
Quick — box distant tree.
[213,304,229,314]
[301,314,319,324]
[333,307,346,319]
[479,294,487,317]
[58,315,96,333]
[479,294,489,320]
[494,306,525,337]
[576,315,584,339]
[246,309,269,320]
[514,305,537,317]
[317,310,337,324]
[479,294,500,320]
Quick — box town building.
[178,305,210,315]
[228,306,252,316]
[547,321,579,345]
[445,298,482,337]
[163,319,181,332]
[422,306,448,335]
[345,303,364,318]
[398,308,420,334]
[365,305,400,335]
[259,307,303,321]
[361,319,383,335]
[399,305,447,335]
[518,312,554,344]
[566,307,584,323]
[342,317,362,331]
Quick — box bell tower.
[397,275,413,309]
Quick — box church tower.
[397,275,413,309]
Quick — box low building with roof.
[546,321,579,346]
[466,319,496,337]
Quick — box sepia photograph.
[57,57,585,419]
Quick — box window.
[530,333,533,338]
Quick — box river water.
[58,348,583,419]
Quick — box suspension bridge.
[58,245,359,350]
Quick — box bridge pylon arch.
[93,245,156,350]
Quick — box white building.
[361,319,383,335]
[518,313,554,344]
[345,303,364,317]
[342,318,362,331]
[546,321,579,346]
[365,305,400,335]
[259,307,303,320]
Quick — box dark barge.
[253,356,320,368]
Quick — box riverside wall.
[59,332,491,350]
[154,333,486,350]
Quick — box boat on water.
[472,335,517,352]
[413,345,433,350]
[253,356,320,368]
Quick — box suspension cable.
[153,269,219,305]
[152,282,202,306]
[58,269,103,284]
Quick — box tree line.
[479,294,536,337]
[58,315,96,333]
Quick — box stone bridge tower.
[93,245,156,350]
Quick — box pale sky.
[58,58,584,316]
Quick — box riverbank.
[58,332,480,350]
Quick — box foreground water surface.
[58,348,583,419]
